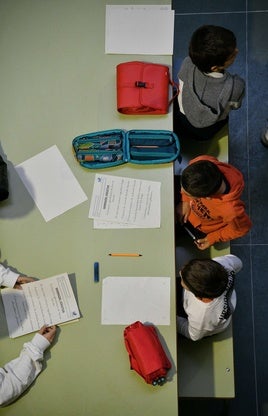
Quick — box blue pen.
[94,262,99,283]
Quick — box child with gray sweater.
[175,25,245,141]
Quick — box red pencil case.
[124,321,172,385]
[116,61,178,115]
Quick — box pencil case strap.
[168,80,179,106]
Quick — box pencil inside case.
[76,150,124,163]
[72,129,127,168]
[75,138,122,151]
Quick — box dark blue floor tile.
[247,11,268,159]
[248,0,268,10]
[179,398,228,415]
[251,245,268,415]
[228,109,248,162]
[248,158,268,244]
[174,1,246,14]
[246,12,268,244]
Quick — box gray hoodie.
[178,57,245,128]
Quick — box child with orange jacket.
[176,155,252,250]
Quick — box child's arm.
[0,264,19,288]
[177,316,208,341]
[176,201,191,224]
[177,316,191,339]
[212,254,243,274]
[0,264,35,289]
[0,326,57,407]
[197,200,252,249]
[204,211,252,247]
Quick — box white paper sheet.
[105,5,174,55]
[101,276,170,325]
[1,273,80,338]
[106,5,172,10]
[89,174,161,228]
[15,145,88,222]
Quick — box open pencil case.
[72,129,180,169]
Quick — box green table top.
[0,1,178,415]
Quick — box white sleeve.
[0,264,19,288]
[0,334,50,407]
[212,254,243,274]
[177,290,204,341]
[177,316,191,339]
[177,79,185,114]
[177,315,209,341]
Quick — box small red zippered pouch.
[124,321,172,385]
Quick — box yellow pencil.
[108,253,142,257]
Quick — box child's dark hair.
[181,160,223,197]
[180,259,228,298]
[189,25,237,72]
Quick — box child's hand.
[14,276,36,289]
[176,201,191,224]
[195,237,210,250]
[39,325,57,344]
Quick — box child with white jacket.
[177,254,242,341]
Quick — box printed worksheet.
[89,174,161,228]
[1,273,80,338]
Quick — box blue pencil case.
[72,129,180,169]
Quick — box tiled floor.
[172,1,268,415]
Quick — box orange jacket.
[181,155,252,245]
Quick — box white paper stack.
[105,5,174,55]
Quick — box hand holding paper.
[1,273,80,338]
